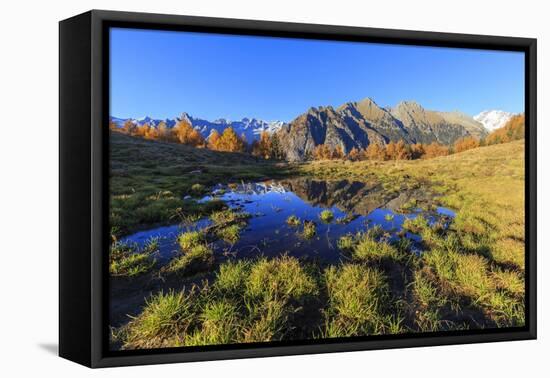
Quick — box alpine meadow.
[107,28,526,351]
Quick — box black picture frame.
[59,9,537,368]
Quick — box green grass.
[294,140,526,329]
[165,244,214,276]
[319,210,334,223]
[112,135,526,348]
[216,224,242,244]
[109,238,158,277]
[352,234,402,262]
[177,230,205,250]
[110,132,287,236]
[213,260,252,296]
[286,215,301,226]
[245,255,318,302]
[185,300,241,346]
[210,208,250,244]
[300,221,317,240]
[322,264,398,337]
[210,208,250,225]
[120,255,319,349]
[336,232,403,263]
[190,183,206,195]
[122,289,199,349]
[337,234,355,251]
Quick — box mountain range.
[110,113,285,143]
[111,98,514,162]
[473,110,514,132]
[276,98,492,161]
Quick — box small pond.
[121,179,455,264]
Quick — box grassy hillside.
[110,132,291,236]
[110,135,525,348]
[298,140,525,270]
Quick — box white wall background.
[0,0,546,375]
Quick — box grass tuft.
[319,210,334,223]
[177,230,205,251]
[110,238,157,277]
[166,244,214,276]
[322,264,392,337]
[286,215,301,226]
[123,289,199,349]
[300,221,317,240]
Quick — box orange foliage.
[364,143,386,160]
[173,120,205,147]
[313,144,332,160]
[332,145,345,159]
[386,140,411,160]
[423,142,449,159]
[122,120,136,134]
[209,127,245,152]
[486,114,525,145]
[454,136,480,153]
[208,130,221,150]
[347,147,361,161]
[410,143,425,159]
[252,131,273,159]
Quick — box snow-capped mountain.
[110,113,285,142]
[474,110,514,132]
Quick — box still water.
[121,179,455,264]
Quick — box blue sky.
[110,27,525,122]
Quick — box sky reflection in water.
[121,180,455,264]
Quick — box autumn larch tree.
[386,140,411,160]
[364,143,386,160]
[213,127,245,152]
[173,119,205,147]
[410,143,425,159]
[208,130,221,150]
[253,131,272,159]
[347,147,361,161]
[332,145,345,160]
[486,114,525,145]
[313,144,332,160]
[157,121,174,142]
[423,142,449,159]
[269,133,284,160]
[453,136,480,153]
[122,120,136,135]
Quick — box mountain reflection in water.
[122,178,455,264]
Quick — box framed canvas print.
[59,10,536,368]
